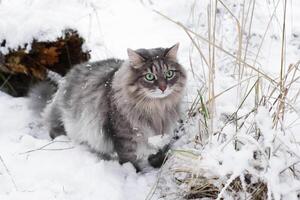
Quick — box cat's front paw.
[148,148,169,168]
[148,150,164,168]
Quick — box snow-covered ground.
[0,1,191,199]
[0,92,157,200]
[1,0,300,199]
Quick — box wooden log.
[0,29,90,96]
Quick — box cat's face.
[126,43,186,100]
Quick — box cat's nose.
[158,83,167,92]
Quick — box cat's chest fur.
[110,93,178,136]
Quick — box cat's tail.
[28,70,62,116]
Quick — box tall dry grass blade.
[241,0,256,76]
[206,0,218,142]
[273,0,287,129]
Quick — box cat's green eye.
[165,70,175,80]
[144,73,155,81]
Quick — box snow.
[1,0,300,199]
[148,135,170,149]
[0,93,156,200]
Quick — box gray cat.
[29,43,187,171]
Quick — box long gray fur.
[29,44,187,171]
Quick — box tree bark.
[0,29,90,96]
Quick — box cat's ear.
[165,43,179,60]
[127,48,144,68]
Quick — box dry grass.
[152,0,300,199]
[152,151,269,200]
[228,176,268,200]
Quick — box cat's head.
[124,43,187,100]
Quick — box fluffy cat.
[29,43,187,171]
